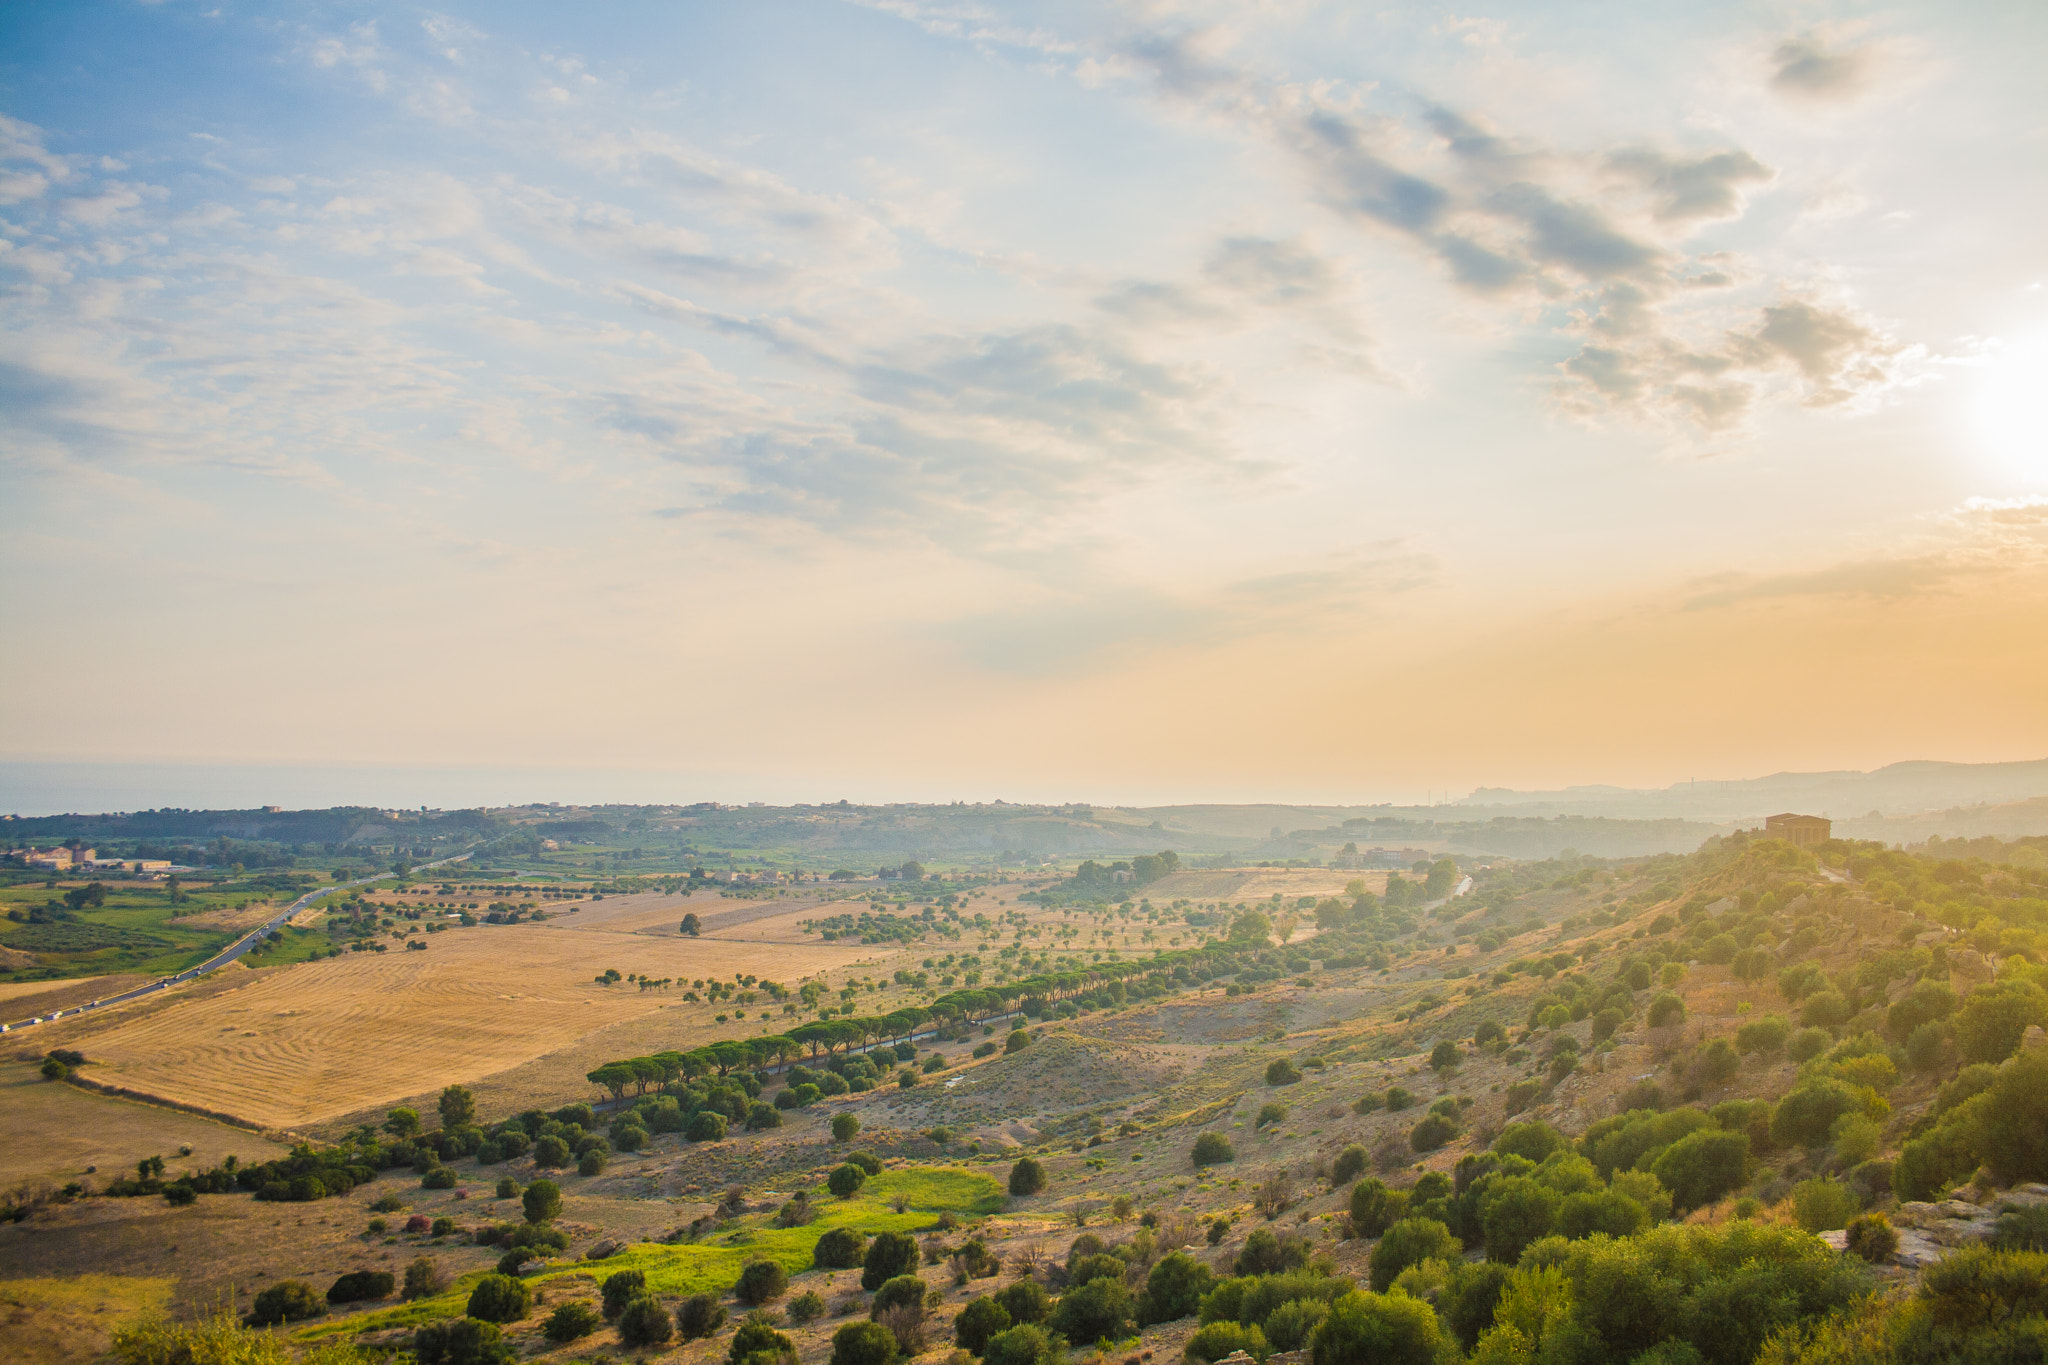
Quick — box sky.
[2,1,2046,813]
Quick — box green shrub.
[1314,1288,1450,1365]
[1008,1158,1046,1197]
[1266,1058,1303,1086]
[246,1280,323,1326]
[729,1311,796,1365]
[679,1292,728,1340]
[1845,1213,1899,1264]
[466,1274,531,1324]
[532,1135,571,1168]
[618,1294,674,1347]
[1494,1121,1566,1164]
[402,1255,445,1301]
[1262,1297,1329,1352]
[830,1319,900,1365]
[1258,1102,1289,1129]
[1799,990,1852,1030]
[1648,993,1686,1028]
[955,1295,1012,1354]
[1790,1176,1860,1233]
[1990,1204,2048,1254]
[737,1258,789,1304]
[789,1290,827,1325]
[1193,1133,1235,1166]
[686,1110,728,1142]
[602,1269,648,1321]
[1409,1113,1458,1152]
[542,1301,602,1342]
[995,1278,1050,1326]
[847,1150,884,1174]
[1005,1030,1031,1054]
[1736,1014,1790,1054]
[815,1227,868,1269]
[1051,1276,1133,1343]
[1185,1320,1267,1364]
[1771,1079,1866,1149]
[829,1162,870,1198]
[326,1269,394,1303]
[422,1165,458,1189]
[871,1274,929,1321]
[1557,1189,1650,1240]
[1139,1250,1213,1324]
[1331,1144,1368,1185]
[862,1231,921,1290]
[578,1148,607,1177]
[1349,1179,1408,1239]
[494,1176,520,1200]
[1954,980,2048,1065]
[1369,1218,1461,1291]
[1974,1050,2048,1186]
[521,1179,561,1224]
[412,1316,514,1365]
[982,1323,1056,1365]
[833,1113,861,1142]
[1788,1027,1831,1062]
[1479,1177,1560,1264]
[1384,1087,1414,1112]
[1650,1128,1751,1214]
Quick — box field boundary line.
[60,1071,301,1141]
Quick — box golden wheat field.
[45,891,892,1131]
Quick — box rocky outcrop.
[1828,1184,2048,1268]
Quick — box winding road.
[2,849,475,1034]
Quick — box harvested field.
[1147,868,1393,901]
[0,1062,289,1185]
[38,892,893,1130]
[0,974,147,1017]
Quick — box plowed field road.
[2,850,476,1034]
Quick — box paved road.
[2,850,475,1034]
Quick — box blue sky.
[2,1,2045,809]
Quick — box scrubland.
[4,832,2047,1365]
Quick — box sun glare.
[1974,331,2048,479]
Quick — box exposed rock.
[2023,1024,2046,1052]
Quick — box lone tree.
[1008,1158,1046,1198]
[682,913,702,937]
[438,1084,476,1129]
[522,1178,562,1224]
[1430,1041,1462,1074]
[833,1113,861,1143]
[1191,1133,1234,1166]
[828,1162,869,1198]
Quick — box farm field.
[0,1064,290,1185]
[28,891,901,1130]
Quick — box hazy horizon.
[4,2,2045,795]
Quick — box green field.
[300,1167,1007,1340]
[0,873,323,986]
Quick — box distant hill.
[1460,757,2048,821]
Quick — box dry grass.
[0,1064,289,1185]
[39,892,895,1129]
[1148,868,1394,901]
[0,974,149,1017]
[0,1273,174,1365]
